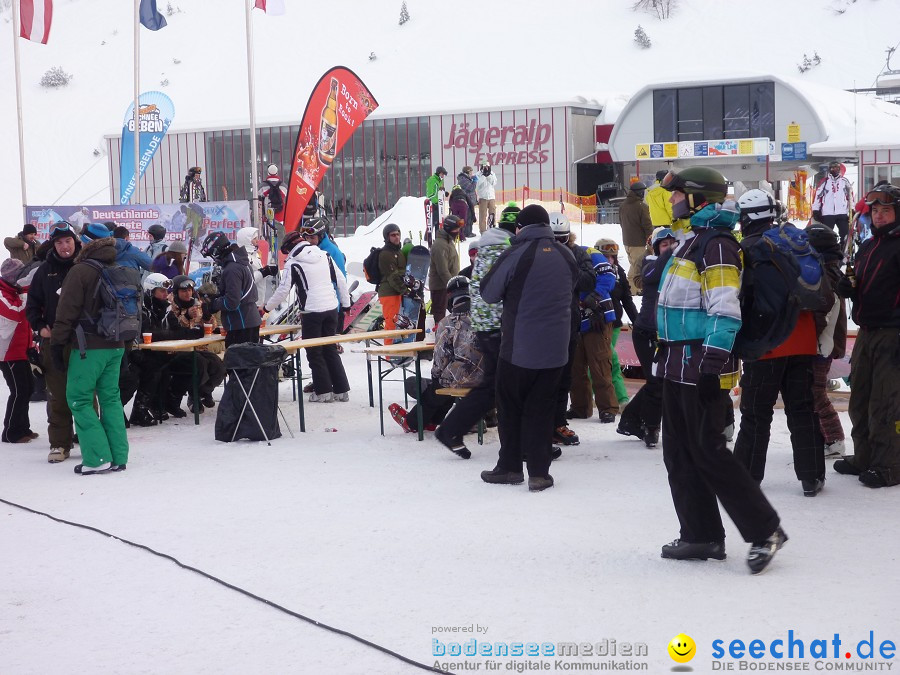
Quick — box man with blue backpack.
[50,224,139,475]
[732,189,832,498]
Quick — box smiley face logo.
[667,634,696,663]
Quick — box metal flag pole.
[12,0,29,211]
[245,0,259,227]
[133,0,141,204]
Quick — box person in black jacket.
[479,205,578,491]
[618,227,677,448]
[24,222,81,463]
[201,232,261,346]
[835,184,900,488]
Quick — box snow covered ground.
[2,227,897,674]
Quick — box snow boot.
[435,425,471,459]
[480,467,524,485]
[661,539,726,561]
[129,394,158,427]
[528,475,554,492]
[388,403,412,433]
[74,462,112,476]
[747,527,788,575]
[643,426,659,448]
[616,416,644,439]
[553,426,579,446]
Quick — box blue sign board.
[650,144,664,159]
[693,142,708,157]
[781,142,807,162]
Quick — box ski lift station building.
[104,73,900,233]
[105,100,605,236]
[605,73,900,198]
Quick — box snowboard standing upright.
[395,245,430,344]
[424,198,433,248]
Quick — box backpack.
[76,260,143,355]
[734,225,830,361]
[363,246,383,286]
[266,182,285,214]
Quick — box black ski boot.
[165,394,187,419]
[616,416,644,438]
[129,393,158,427]
[643,426,659,448]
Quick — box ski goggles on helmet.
[50,221,74,236]
[865,186,900,206]
[299,225,320,237]
[659,171,682,192]
[174,278,195,290]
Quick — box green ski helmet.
[660,166,729,216]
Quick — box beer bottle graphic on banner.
[318,78,339,166]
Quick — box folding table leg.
[377,355,385,436]
[366,339,374,408]
[295,351,306,432]
[415,353,424,442]
[192,350,200,426]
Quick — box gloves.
[51,344,66,372]
[261,265,278,278]
[582,292,603,313]
[836,273,855,298]
[697,373,721,404]
[403,274,423,293]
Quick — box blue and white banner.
[119,91,175,204]
[25,201,251,263]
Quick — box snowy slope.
[1,0,898,234]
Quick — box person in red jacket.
[0,258,37,443]
[732,190,830,497]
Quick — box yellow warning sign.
[738,140,754,155]
[787,124,801,143]
[663,143,678,158]
[635,144,650,159]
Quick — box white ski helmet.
[236,226,260,250]
[142,273,171,292]
[266,164,279,177]
[548,212,570,241]
[737,189,776,224]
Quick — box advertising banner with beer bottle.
[282,66,379,232]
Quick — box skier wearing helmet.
[656,166,786,575]
[834,183,900,488]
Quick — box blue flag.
[120,91,175,204]
[139,0,167,31]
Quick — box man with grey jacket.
[479,204,578,491]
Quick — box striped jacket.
[0,279,31,361]
[656,204,742,388]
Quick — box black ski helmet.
[446,275,470,310]
[864,183,900,220]
[302,217,329,239]
[382,223,401,242]
[280,230,305,254]
[200,232,232,261]
[435,166,447,177]
[148,223,167,242]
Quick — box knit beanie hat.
[516,204,550,228]
[22,224,37,236]
[1,258,24,285]
[498,202,521,234]
[81,223,112,244]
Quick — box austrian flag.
[20,0,53,45]
[254,0,286,15]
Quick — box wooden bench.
[435,387,485,445]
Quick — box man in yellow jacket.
[645,170,674,227]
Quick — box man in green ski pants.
[50,224,129,475]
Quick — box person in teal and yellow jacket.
[655,166,787,576]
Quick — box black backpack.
[266,182,285,213]
[75,260,143,356]
[363,246,383,286]
[688,226,830,362]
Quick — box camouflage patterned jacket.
[431,304,485,388]
[469,227,511,333]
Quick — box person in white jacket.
[812,161,852,246]
[475,162,498,233]
[265,231,351,402]
[236,226,277,309]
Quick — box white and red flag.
[20,0,53,45]
[253,0,286,15]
